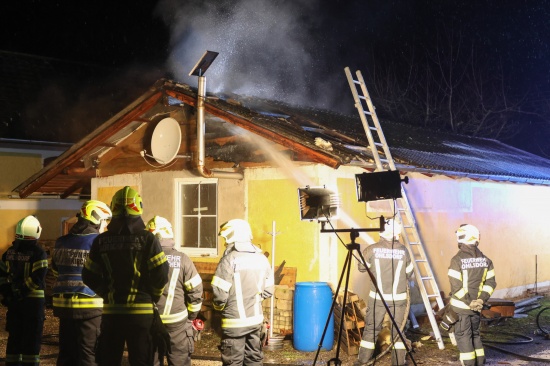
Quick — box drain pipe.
[196,75,243,179]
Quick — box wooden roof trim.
[163,89,342,169]
[15,87,164,198]
[60,178,90,199]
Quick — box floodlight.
[355,170,406,202]
[298,186,340,221]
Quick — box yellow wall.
[0,152,42,196]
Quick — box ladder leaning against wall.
[344,67,451,350]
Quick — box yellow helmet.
[219,219,253,244]
[146,216,174,239]
[456,224,480,245]
[15,215,42,240]
[80,200,112,225]
[110,186,143,217]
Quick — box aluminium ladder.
[344,67,452,350]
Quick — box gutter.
[196,76,243,179]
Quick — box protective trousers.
[5,298,45,366]
[154,320,195,366]
[95,314,154,366]
[57,315,101,366]
[220,325,263,366]
[357,299,407,366]
[454,312,485,366]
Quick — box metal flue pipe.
[196,76,243,179]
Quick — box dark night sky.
[2,1,550,155]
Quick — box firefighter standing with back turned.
[146,215,204,366]
[448,224,496,366]
[51,200,112,366]
[82,186,169,365]
[0,215,49,366]
[355,219,413,366]
[212,219,274,366]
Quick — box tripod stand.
[312,226,417,366]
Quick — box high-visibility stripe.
[212,276,232,292]
[161,309,188,323]
[84,258,102,274]
[128,251,142,303]
[359,340,375,350]
[221,314,263,328]
[393,341,405,349]
[185,273,202,291]
[22,354,40,363]
[450,297,470,310]
[392,260,404,295]
[5,354,21,362]
[475,348,485,357]
[27,290,45,298]
[188,302,202,312]
[454,288,466,299]
[477,268,488,298]
[460,351,476,361]
[163,267,180,316]
[405,261,414,274]
[486,269,495,279]
[234,272,246,319]
[103,302,154,314]
[53,296,103,308]
[482,285,494,294]
[369,290,407,301]
[149,252,167,270]
[448,268,462,280]
[33,259,48,271]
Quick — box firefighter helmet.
[380,218,402,240]
[80,200,112,225]
[110,186,143,217]
[146,216,174,239]
[218,219,253,244]
[15,215,42,240]
[456,224,480,245]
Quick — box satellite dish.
[150,117,182,164]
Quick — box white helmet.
[80,200,112,225]
[219,219,253,244]
[15,215,42,240]
[456,224,480,245]
[380,219,401,240]
[146,216,174,239]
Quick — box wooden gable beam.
[60,178,91,199]
[16,90,163,198]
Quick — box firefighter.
[82,186,169,366]
[146,215,204,366]
[51,200,112,366]
[0,215,48,366]
[212,219,274,366]
[355,219,413,366]
[448,224,496,366]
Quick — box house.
[12,78,550,303]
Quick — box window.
[175,180,218,257]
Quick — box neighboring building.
[12,78,550,301]
[0,138,82,253]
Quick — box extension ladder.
[344,67,451,350]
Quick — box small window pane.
[181,185,199,215]
[200,183,217,215]
[181,217,198,248]
[200,217,217,249]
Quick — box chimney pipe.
[196,76,243,179]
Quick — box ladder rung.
[415,259,427,263]
[421,276,434,280]
[426,294,439,298]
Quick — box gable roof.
[13,78,550,198]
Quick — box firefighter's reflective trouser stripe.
[358,299,407,366]
[220,325,263,366]
[454,311,485,366]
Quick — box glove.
[439,304,459,331]
[151,306,171,361]
[469,299,484,312]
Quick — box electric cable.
[536,306,550,335]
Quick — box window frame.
[174,178,218,257]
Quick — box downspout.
[196,75,243,179]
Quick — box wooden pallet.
[334,291,366,355]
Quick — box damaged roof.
[13,78,550,199]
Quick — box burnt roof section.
[13,78,550,198]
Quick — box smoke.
[154,0,354,112]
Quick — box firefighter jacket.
[359,237,413,303]
[212,242,274,336]
[82,216,169,315]
[0,239,48,301]
[51,217,104,319]
[156,238,203,324]
[448,244,496,313]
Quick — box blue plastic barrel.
[293,282,334,351]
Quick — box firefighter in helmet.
[82,186,169,365]
[0,215,48,366]
[146,215,203,366]
[448,224,496,366]
[212,219,274,366]
[355,219,413,366]
[51,200,112,366]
